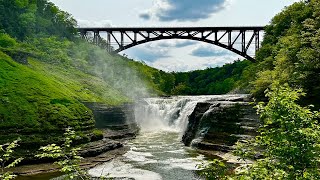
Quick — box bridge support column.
[107,32,111,53]
[93,31,99,45]
[255,30,260,53]
[241,30,246,53]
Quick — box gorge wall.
[182,96,259,152]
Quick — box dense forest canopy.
[171,60,251,95]
[244,0,320,105]
[0,0,76,40]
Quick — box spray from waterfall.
[72,41,151,100]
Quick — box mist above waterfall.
[71,42,151,100]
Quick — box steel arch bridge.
[77,26,265,62]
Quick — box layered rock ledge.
[182,95,260,152]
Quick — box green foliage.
[159,73,175,94]
[234,85,320,179]
[201,85,320,179]
[91,129,104,141]
[0,139,23,180]
[0,33,17,48]
[172,60,251,95]
[197,159,229,180]
[260,85,319,177]
[36,128,89,179]
[36,128,110,180]
[0,47,130,151]
[242,0,320,105]
[0,0,77,40]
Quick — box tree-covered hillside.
[238,0,320,106]
[172,60,251,95]
[0,0,77,40]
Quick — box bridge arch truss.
[78,27,265,62]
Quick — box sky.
[50,0,299,72]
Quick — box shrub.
[0,34,17,48]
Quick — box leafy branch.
[36,127,90,180]
[0,139,23,180]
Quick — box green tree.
[159,73,175,94]
[235,84,320,179]
[248,0,320,105]
[36,128,90,180]
[0,139,23,180]
[197,159,229,180]
[0,0,77,40]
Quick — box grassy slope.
[0,50,130,149]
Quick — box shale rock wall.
[182,96,259,152]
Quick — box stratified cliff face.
[182,96,259,152]
[79,103,138,157]
[85,103,137,130]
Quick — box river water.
[18,95,245,180]
[88,95,245,180]
[89,131,205,180]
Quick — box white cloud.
[156,40,197,48]
[190,44,232,57]
[122,40,197,62]
[77,19,113,27]
[122,43,170,62]
[140,0,229,22]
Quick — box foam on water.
[160,154,206,171]
[88,131,203,180]
[123,149,154,162]
[88,160,162,180]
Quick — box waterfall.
[134,95,243,134]
[134,96,194,133]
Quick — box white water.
[134,95,247,133]
[89,95,247,180]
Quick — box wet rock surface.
[182,95,260,152]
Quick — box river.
[18,95,248,180]
[88,95,245,180]
[89,131,205,180]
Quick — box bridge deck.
[78,26,265,31]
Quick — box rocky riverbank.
[12,102,139,178]
[12,129,134,177]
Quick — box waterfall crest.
[134,95,247,134]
